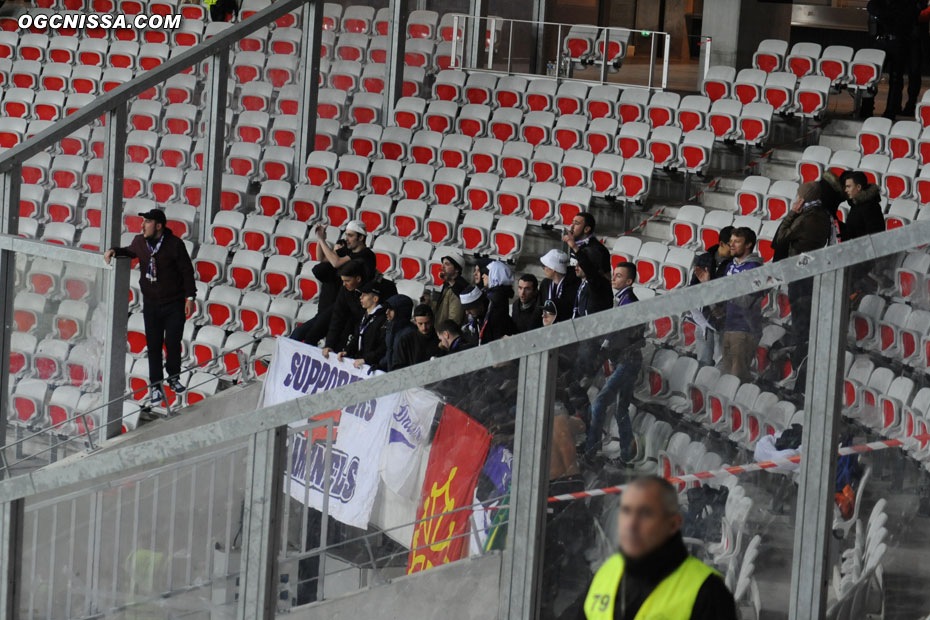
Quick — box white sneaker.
[149,386,164,405]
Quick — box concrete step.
[701,189,736,211]
[818,134,859,152]
[644,219,671,241]
[823,118,864,139]
[755,159,799,181]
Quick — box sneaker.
[166,377,186,393]
[149,386,164,405]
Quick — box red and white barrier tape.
[548,435,929,504]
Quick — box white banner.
[262,337,398,529]
[381,388,441,500]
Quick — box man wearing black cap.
[437,320,472,353]
[105,209,196,405]
[425,249,468,334]
[335,280,388,370]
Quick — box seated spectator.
[459,285,487,347]
[425,249,467,334]
[378,294,415,371]
[479,261,516,344]
[690,225,733,365]
[512,274,543,333]
[718,228,763,382]
[840,171,885,241]
[333,279,387,370]
[395,304,442,368]
[541,299,559,326]
[584,262,644,464]
[437,319,473,353]
[572,246,613,318]
[539,249,579,323]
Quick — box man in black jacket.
[395,304,442,368]
[564,212,611,275]
[572,246,613,318]
[321,260,366,356]
[335,279,387,370]
[539,249,579,323]
[512,274,543,333]
[458,286,487,347]
[437,319,473,353]
[868,0,923,119]
[841,171,886,240]
[584,262,644,463]
[105,209,196,405]
[581,477,737,620]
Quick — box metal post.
[507,20,513,74]
[238,426,287,620]
[648,33,656,90]
[101,257,130,440]
[499,352,555,620]
[200,48,229,247]
[468,0,489,69]
[101,105,126,253]
[701,37,712,89]
[788,268,849,620]
[531,0,547,74]
[295,0,324,182]
[0,168,20,473]
[599,28,609,84]
[555,24,561,79]
[384,0,408,122]
[487,18,496,70]
[0,499,24,618]
[662,33,670,90]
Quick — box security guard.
[583,476,737,620]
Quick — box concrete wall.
[290,552,503,620]
[701,0,791,69]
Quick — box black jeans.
[885,34,924,116]
[143,300,186,384]
[290,305,332,345]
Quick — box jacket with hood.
[433,275,468,333]
[605,287,645,364]
[479,262,516,345]
[379,294,415,371]
[344,305,388,367]
[573,246,614,318]
[326,276,397,352]
[723,253,764,333]
[395,327,442,368]
[840,183,885,241]
[773,199,834,258]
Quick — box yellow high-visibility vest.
[584,553,718,620]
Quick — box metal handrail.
[1,221,927,503]
[0,0,311,173]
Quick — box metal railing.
[3,219,930,619]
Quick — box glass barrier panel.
[19,442,249,618]
[541,276,804,619]
[275,359,518,612]
[5,250,109,475]
[826,250,930,617]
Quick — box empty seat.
[794,76,831,118]
[849,48,886,91]
[677,95,711,132]
[587,84,621,119]
[735,176,772,216]
[786,42,821,79]
[678,131,715,175]
[763,71,797,113]
[734,69,767,105]
[753,39,789,73]
[619,88,650,124]
[702,66,736,102]
[738,103,774,146]
[817,45,853,85]
[766,180,799,221]
[708,99,742,141]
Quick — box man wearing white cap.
[539,249,579,324]
[426,249,469,335]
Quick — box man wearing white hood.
[476,261,517,345]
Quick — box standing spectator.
[572,247,613,318]
[718,228,763,382]
[427,250,468,334]
[437,320,473,353]
[292,221,376,345]
[395,304,442,368]
[459,286,487,347]
[473,257,491,289]
[378,294,415,372]
[479,262,517,344]
[582,476,737,620]
[868,0,922,119]
[690,226,733,365]
[105,209,196,404]
[773,183,835,383]
[584,262,644,463]
[840,171,886,240]
[334,280,387,370]
[539,249,579,323]
[512,274,543,333]
[321,260,376,356]
[563,212,611,275]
